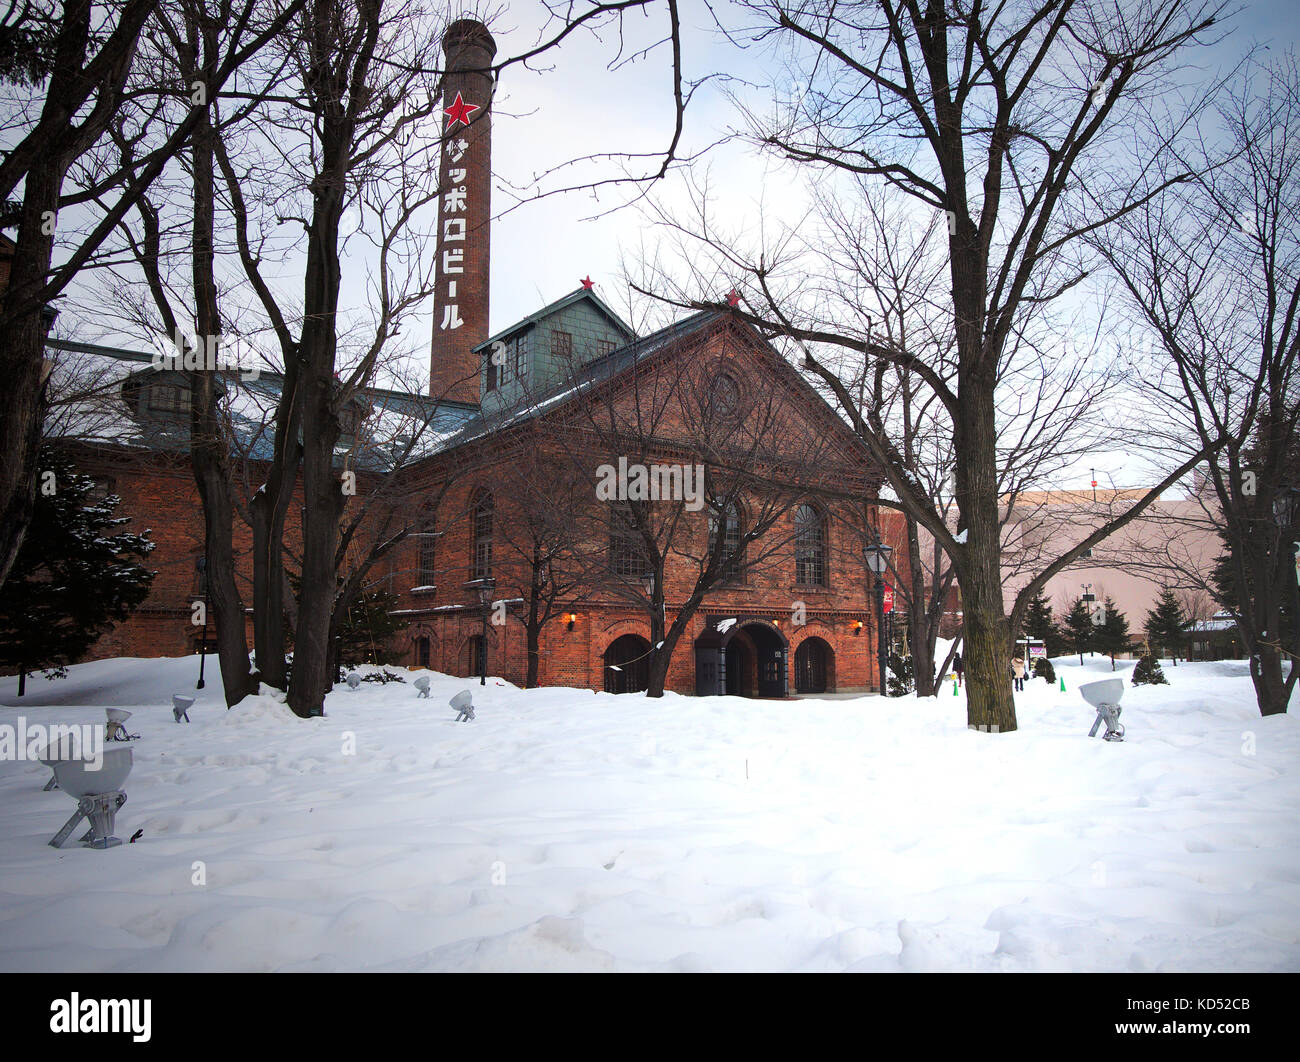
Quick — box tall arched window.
[609,501,643,578]
[418,518,437,587]
[472,491,493,579]
[707,500,744,583]
[795,504,827,587]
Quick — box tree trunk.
[954,388,1018,732]
[250,452,294,690]
[0,162,61,591]
[287,377,342,717]
[526,623,540,688]
[189,59,255,710]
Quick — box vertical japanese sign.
[436,91,477,335]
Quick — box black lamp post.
[477,576,495,686]
[1275,487,1300,624]
[196,556,208,690]
[863,541,893,695]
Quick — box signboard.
[1029,644,1047,658]
[882,587,894,614]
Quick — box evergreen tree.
[887,650,914,696]
[1131,653,1169,686]
[285,575,409,678]
[1144,587,1189,665]
[0,448,155,692]
[1032,656,1056,683]
[335,585,409,670]
[1095,596,1132,671]
[1021,589,1066,657]
[1063,598,1095,665]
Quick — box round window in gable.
[709,373,741,421]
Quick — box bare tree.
[632,0,1229,731]
[1096,53,1300,715]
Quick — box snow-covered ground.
[1,654,1297,972]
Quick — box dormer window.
[148,379,191,415]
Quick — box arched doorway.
[462,635,485,678]
[604,634,651,693]
[794,637,834,693]
[694,617,788,698]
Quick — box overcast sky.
[54,0,1300,492]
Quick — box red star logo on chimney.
[580,276,594,290]
[444,91,479,129]
[726,289,740,307]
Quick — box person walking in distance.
[953,652,964,688]
[1011,655,1027,692]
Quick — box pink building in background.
[999,487,1225,646]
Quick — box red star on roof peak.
[444,91,479,129]
[580,276,594,290]
[726,288,740,307]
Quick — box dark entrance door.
[724,641,751,696]
[794,638,829,693]
[742,622,787,698]
[604,634,651,693]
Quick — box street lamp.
[195,556,208,690]
[1272,486,1300,529]
[476,576,495,686]
[641,570,655,597]
[1275,487,1300,636]
[863,540,893,695]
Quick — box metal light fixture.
[566,612,577,632]
[641,571,655,596]
[863,540,893,694]
[1273,486,1300,528]
[477,576,495,686]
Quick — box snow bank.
[0,654,1296,971]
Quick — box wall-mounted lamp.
[853,620,863,636]
[566,613,577,631]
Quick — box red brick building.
[24,18,905,697]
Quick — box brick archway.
[453,625,500,679]
[790,623,841,694]
[409,627,438,669]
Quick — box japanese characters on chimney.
[437,92,476,335]
[429,19,495,403]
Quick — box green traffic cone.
[953,679,959,696]
[1059,676,1066,692]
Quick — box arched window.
[795,504,827,587]
[609,501,643,578]
[418,518,436,587]
[707,500,744,583]
[415,636,431,668]
[471,491,493,579]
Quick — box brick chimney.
[430,18,496,402]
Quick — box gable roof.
[471,287,635,353]
[424,308,878,491]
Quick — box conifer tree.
[1022,589,1065,657]
[1144,587,1189,666]
[1095,596,1132,671]
[1132,654,1169,686]
[1063,598,1095,666]
[0,447,154,693]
